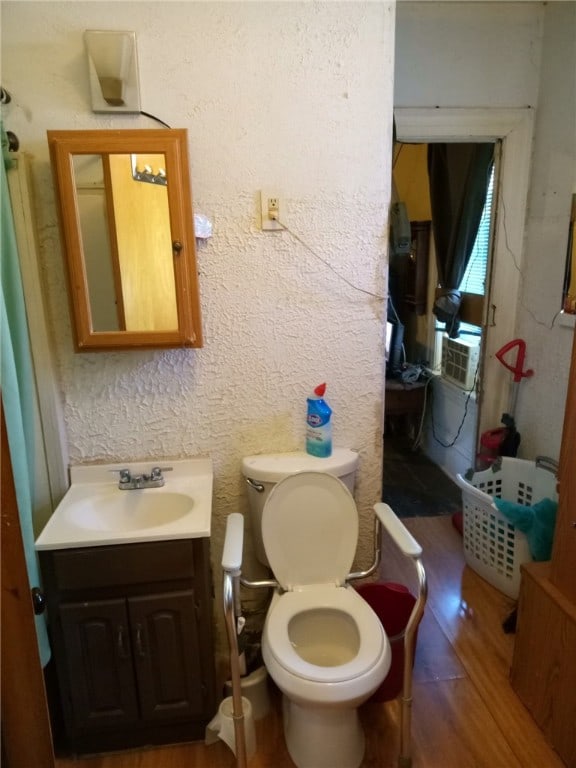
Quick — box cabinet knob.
[172,240,183,255]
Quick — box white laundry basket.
[456,457,558,599]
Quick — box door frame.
[394,107,535,438]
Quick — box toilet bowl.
[257,470,391,768]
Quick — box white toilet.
[241,453,391,768]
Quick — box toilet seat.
[262,472,358,590]
[265,585,385,683]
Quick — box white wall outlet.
[260,191,283,231]
[268,197,279,220]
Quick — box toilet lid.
[262,472,358,589]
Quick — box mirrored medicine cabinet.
[47,129,203,351]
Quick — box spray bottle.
[306,383,333,458]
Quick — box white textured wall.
[2,2,395,664]
[395,2,542,108]
[395,2,576,463]
[513,2,576,460]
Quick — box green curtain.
[1,125,51,667]
[428,143,494,337]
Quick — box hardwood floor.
[55,516,563,768]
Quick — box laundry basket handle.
[535,455,559,475]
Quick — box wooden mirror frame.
[563,194,576,314]
[47,129,203,351]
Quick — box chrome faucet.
[111,466,173,490]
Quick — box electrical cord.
[140,110,172,129]
[274,218,417,374]
[387,293,401,323]
[276,212,485,450]
[411,372,434,451]
[275,213,479,450]
[275,219,386,301]
[274,218,424,377]
[497,177,562,329]
[430,363,479,448]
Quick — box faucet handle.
[150,466,173,480]
[110,468,131,484]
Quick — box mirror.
[47,129,203,350]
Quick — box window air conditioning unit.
[441,336,480,390]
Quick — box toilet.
[241,454,391,768]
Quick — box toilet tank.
[241,449,359,567]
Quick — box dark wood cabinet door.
[128,590,204,722]
[59,599,139,730]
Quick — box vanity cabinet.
[40,538,216,755]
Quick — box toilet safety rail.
[222,514,250,768]
[369,503,427,768]
[222,503,427,768]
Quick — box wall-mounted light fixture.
[84,30,141,113]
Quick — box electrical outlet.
[268,198,279,220]
[260,191,282,231]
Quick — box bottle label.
[307,412,328,428]
[306,428,332,457]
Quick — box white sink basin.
[61,490,194,532]
[35,458,213,550]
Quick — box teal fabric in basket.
[493,497,558,562]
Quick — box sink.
[35,458,213,550]
[62,490,194,532]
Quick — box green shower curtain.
[1,125,51,666]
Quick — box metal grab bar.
[366,503,427,768]
[398,557,427,768]
[222,514,249,768]
[347,513,382,581]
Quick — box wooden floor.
[55,516,564,768]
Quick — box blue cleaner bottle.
[306,383,333,458]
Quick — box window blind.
[459,166,495,296]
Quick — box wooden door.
[59,599,139,730]
[550,328,576,603]
[1,404,55,768]
[128,590,204,722]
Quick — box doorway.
[390,140,496,476]
[390,108,534,479]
